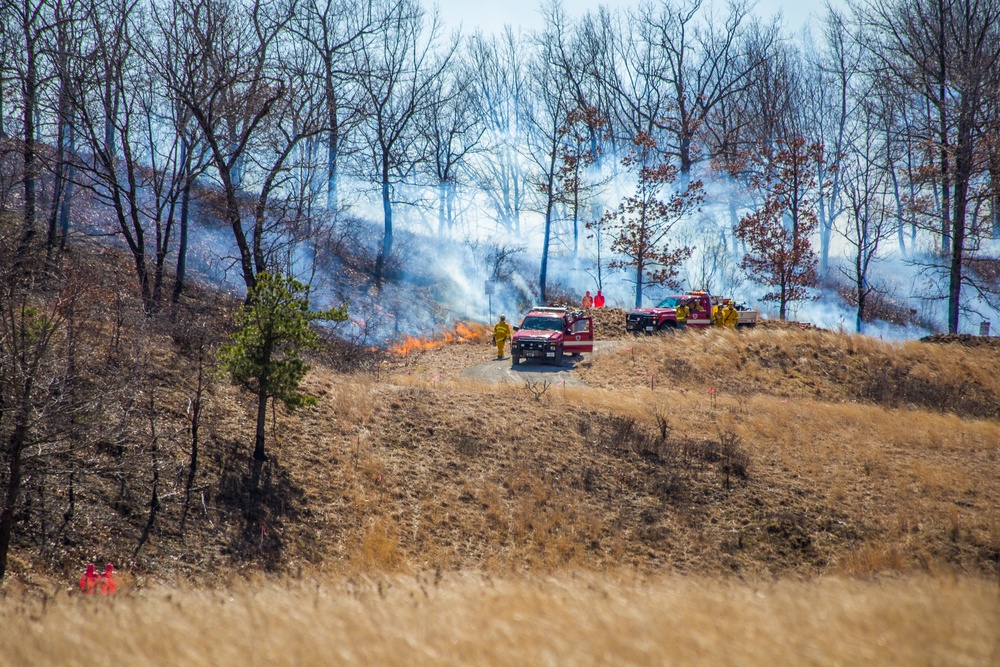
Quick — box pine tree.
[217,272,348,472]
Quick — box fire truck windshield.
[655,296,682,308]
[519,316,563,331]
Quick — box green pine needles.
[217,272,348,464]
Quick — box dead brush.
[597,414,678,466]
[717,431,750,490]
[652,409,672,441]
[522,379,550,401]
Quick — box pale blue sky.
[432,0,834,36]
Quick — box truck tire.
[552,347,563,366]
[657,321,677,334]
[512,354,520,366]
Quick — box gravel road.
[459,341,625,386]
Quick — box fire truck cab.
[511,307,594,366]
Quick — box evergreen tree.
[218,272,348,472]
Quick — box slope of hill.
[0,242,998,591]
[2,242,999,666]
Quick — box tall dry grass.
[260,348,1000,578]
[582,327,1000,419]
[1,573,996,666]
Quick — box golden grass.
[1,573,996,666]
[240,339,1000,579]
[580,327,1000,420]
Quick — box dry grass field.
[1,573,997,666]
[197,328,997,579]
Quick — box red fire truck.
[510,307,594,366]
[625,291,759,333]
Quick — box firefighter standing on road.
[722,302,740,329]
[494,315,512,359]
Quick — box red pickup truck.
[511,307,594,366]
[625,291,759,333]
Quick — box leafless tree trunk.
[352,0,454,286]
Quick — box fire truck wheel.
[657,322,677,334]
[511,355,520,366]
[553,347,563,365]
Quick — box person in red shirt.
[79,563,98,595]
[593,290,605,308]
[99,563,118,595]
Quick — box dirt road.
[460,341,624,386]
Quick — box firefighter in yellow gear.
[722,303,740,329]
[494,315,512,358]
[675,301,689,329]
[711,304,723,327]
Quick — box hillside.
[1,243,999,665]
[2,243,997,589]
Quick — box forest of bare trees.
[2,0,1000,327]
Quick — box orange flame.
[390,321,491,355]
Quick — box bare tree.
[290,0,377,215]
[466,28,531,237]
[527,14,575,302]
[581,6,670,148]
[0,264,76,579]
[4,0,59,265]
[62,0,166,314]
[800,8,859,275]
[418,61,481,237]
[351,0,454,286]
[838,99,898,332]
[148,0,302,292]
[644,0,772,178]
[859,0,1000,333]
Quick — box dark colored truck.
[511,307,594,366]
[625,291,759,333]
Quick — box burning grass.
[390,321,492,356]
[0,573,996,666]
